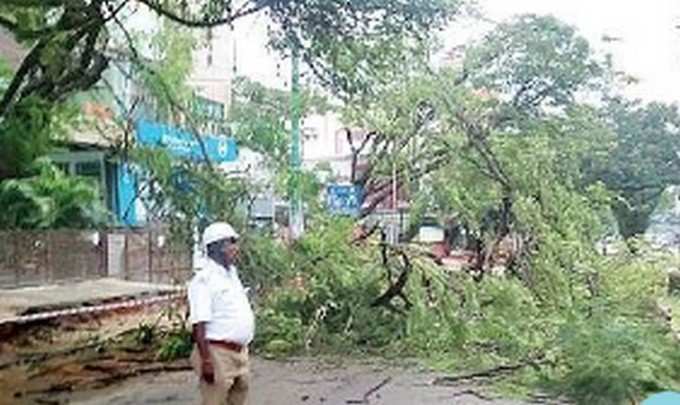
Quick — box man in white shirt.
[188,222,255,405]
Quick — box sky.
[474,0,680,104]
[232,0,680,104]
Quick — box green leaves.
[228,76,328,206]
[464,14,607,114]
[0,96,78,180]
[229,77,296,163]
[554,316,680,405]
[587,98,680,239]
[131,147,248,246]
[248,216,406,353]
[0,159,109,229]
[229,76,330,162]
[268,0,460,99]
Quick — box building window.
[75,161,101,177]
[75,161,103,194]
[55,162,70,174]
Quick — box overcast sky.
[475,0,680,104]
[232,1,680,104]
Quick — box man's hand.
[201,360,215,384]
[193,322,214,384]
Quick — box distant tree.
[463,14,607,116]
[586,98,680,240]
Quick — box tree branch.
[135,0,267,28]
[372,248,413,310]
[111,13,215,171]
[0,39,47,116]
[360,148,449,217]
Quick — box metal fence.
[118,228,192,284]
[0,228,192,289]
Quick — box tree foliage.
[0,159,109,229]
[321,16,680,402]
[463,14,607,115]
[0,0,461,122]
[0,55,79,180]
[0,96,79,180]
[267,0,459,98]
[587,98,680,239]
[131,147,248,245]
[229,76,329,164]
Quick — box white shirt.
[188,259,255,345]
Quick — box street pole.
[289,42,304,239]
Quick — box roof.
[58,116,128,150]
[0,28,26,70]
[67,126,125,149]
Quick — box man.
[188,222,255,405]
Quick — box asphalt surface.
[62,358,537,405]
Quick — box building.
[189,25,234,124]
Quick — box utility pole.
[289,42,304,239]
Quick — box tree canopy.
[591,97,680,239]
[463,14,607,115]
[0,0,461,119]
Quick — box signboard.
[327,185,362,217]
[136,120,238,163]
[417,226,445,243]
[115,120,239,226]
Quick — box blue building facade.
[51,55,239,227]
[114,120,239,226]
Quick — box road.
[57,357,537,405]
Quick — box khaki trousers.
[190,344,250,405]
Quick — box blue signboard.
[114,120,239,226]
[136,120,238,163]
[327,184,362,217]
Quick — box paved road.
[60,358,535,405]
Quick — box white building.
[188,25,234,119]
[113,3,235,118]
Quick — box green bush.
[255,307,304,355]
[157,328,193,361]
[0,159,109,229]
[242,213,680,404]
[239,232,297,290]
[250,217,405,354]
[550,316,680,405]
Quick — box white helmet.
[202,222,239,246]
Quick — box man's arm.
[193,322,214,384]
